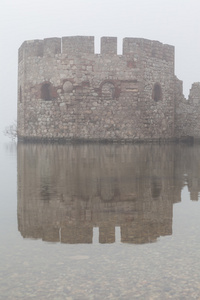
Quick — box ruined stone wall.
[17,36,175,142]
[175,82,200,140]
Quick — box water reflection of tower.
[17,143,182,244]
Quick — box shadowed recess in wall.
[41,82,55,101]
[152,83,162,102]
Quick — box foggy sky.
[0,0,200,140]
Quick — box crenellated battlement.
[101,37,117,55]
[18,36,174,63]
[123,38,174,62]
[62,36,94,55]
[18,38,61,62]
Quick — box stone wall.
[175,82,200,140]
[17,36,175,142]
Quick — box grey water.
[0,142,200,299]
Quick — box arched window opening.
[41,82,53,101]
[101,82,115,99]
[152,83,162,102]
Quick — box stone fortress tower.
[17,36,200,142]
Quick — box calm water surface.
[0,142,200,299]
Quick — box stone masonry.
[17,36,200,142]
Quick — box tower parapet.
[123,38,174,63]
[18,36,174,61]
[18,38,62,62]
[18,40,43,62]
[100,37,117,55]
[62,36,94,55]
[43,37,61,56]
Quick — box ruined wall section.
[17,36,175,142]
[175,82,200,140]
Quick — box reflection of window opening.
[40,184,51,201]
[152,83,162,102]
[41,83,52,101]
[151,177,162,198]
[19,86,22,102]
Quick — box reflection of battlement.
[17,143,190,244]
